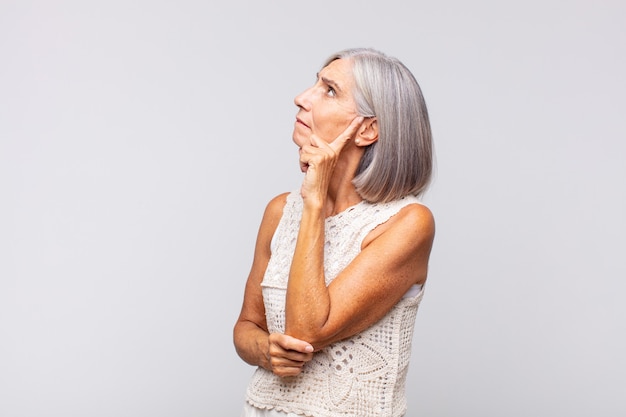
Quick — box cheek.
[312,111,351,142]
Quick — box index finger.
[329,116,365,153]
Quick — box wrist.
[301,195,325,213]
[257,334,271,370]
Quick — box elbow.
[285,321,336,351]
[232,321,246,356]
[284,299,334,348]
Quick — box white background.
[1,1,625,416]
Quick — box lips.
[296,117,310,128]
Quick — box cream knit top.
[246,192,425,417]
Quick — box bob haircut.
[322,48,433,203]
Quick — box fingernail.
[305,345,314,352]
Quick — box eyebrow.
[317,73,343,94]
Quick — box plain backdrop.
[1,1,625,416]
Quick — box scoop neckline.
[326,199,368,220]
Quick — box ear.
[356,117,378,146]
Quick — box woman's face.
[292,58,358,148]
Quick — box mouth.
[296,117,310,128]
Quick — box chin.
[292,133,305,148]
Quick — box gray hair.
[322,48,433,203]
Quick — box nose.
[294,86,312,110]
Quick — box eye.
[325,85,336,97]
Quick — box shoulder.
[264,192,290,219]
[395,202,435,241]
[259,192,291,231]
[364,200,435,248]
[254,192,292,255]
[399,202,435,231]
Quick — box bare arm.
[233,193,314,377]
[286,118,435,350]
[286,201,435,350]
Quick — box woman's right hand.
[298,116,364,205]
[267,333,314,377]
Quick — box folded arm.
[285,201,435,350]
[233,193,314,377]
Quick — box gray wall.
[1,1,624,416]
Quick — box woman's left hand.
[267,333,314,377]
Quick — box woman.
[234,47,435,417]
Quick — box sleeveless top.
[245,192,426,417]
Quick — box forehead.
[320,58,355,84]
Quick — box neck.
[324,149,364,217]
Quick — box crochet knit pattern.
[246,192,425,417]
